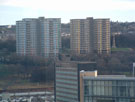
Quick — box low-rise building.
[55,61,97,102]
[55,63,135,102]
[80,71,135,102]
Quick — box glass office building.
[55,62,79,102]
[55,64,135,102]
[83,74,135,102]
[55,61,97,102]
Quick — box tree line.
[0,54,55,83]
[71,51,135,76]
[0,40,55,83]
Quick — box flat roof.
[83,76,135,81]
[98,75,126,77]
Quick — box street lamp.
[133,63,135,77]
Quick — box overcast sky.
[0,0,135,25]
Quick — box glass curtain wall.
[84,80,135,102]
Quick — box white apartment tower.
[16,17,61,58]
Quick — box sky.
[0,0,135,25]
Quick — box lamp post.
[133,63,135,77]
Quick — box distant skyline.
[0,0,135,25]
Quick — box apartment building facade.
[94,19,110,54]
[70,17,110,55]
[16,17,61,58]
[16,18,39,56]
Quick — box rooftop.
[83,76,135,81]
[81,70,135,81]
